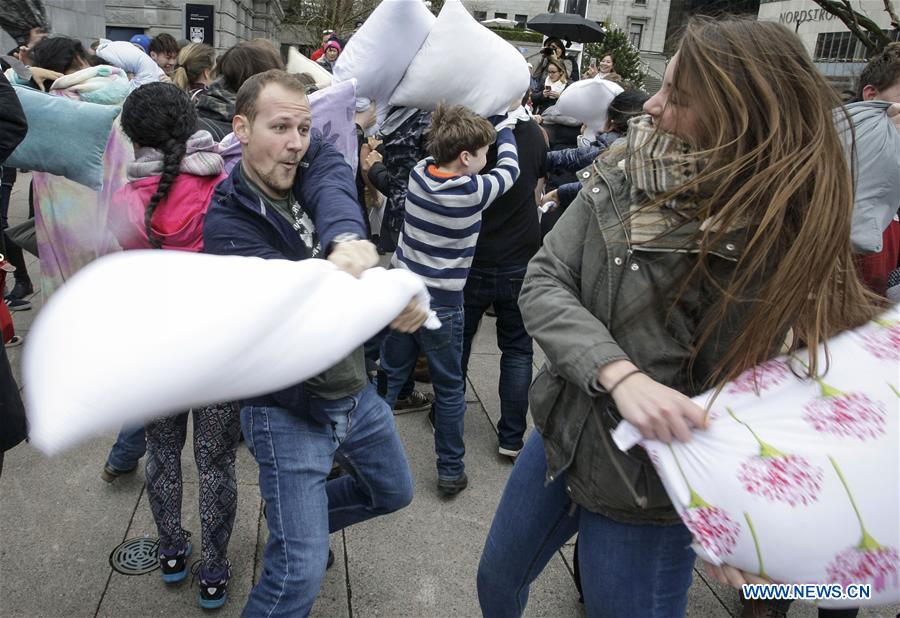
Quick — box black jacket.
[0,72,28,165]
[0,72,27,454]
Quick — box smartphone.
[590,57,597,69]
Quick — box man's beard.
[253,163,297,199]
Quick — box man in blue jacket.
[204,69,426,617]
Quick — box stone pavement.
[1,175,897,618]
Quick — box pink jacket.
[110,172,227,252]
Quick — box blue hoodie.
[203,132,367,410]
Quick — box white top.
[544,77,566,95]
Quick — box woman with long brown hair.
[477,17,882,617]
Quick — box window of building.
[634,0,648,6]
[105,26,146,42]
[473,10,487,21]
[515,14,528,29]
[628,20,645,49]
[495,12,507,19]
[814,31,864,61]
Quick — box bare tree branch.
[809,0,892,56]
[884,0,900,29]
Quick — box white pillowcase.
[95,39,165,87]
[333,0,434,113]
[390,0,530,117]
[554,77,624,139]
[286,46,332,90]
[613,305,900,608]
[24,251,438,455]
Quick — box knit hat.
[324,40,341,52]
[129,34,151,54]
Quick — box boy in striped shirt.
[381,103,520,497]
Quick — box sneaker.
[5,297,30,311]
[437,472,468,497]
[394,390,434,414]
[498,444,522,459]
[195,561,230,609]
[5,279,33,301]
[159,537,193,584]
[100,462,138,483]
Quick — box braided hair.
[120,82,198,248]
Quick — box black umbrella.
[527,13,606,44]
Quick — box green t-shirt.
[242,168,369,399]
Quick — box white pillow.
[613,305,900,609]
[390,0,530,117]
[333,0,434,111]
[95,39,165,87]
[286,47,332,90]
[554,77,624,139]
[24,251,439,455]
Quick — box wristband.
[607,368,642,395]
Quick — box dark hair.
[606,89,648,133]
[426,103,496,166]
[545,37,565,53]
[235,69,308,123]
[857,42,900,100]
[30,36,96,73]
[172,42,216,92]
[215,40,284,93]
[120,83,198,248]
[149,33,180,56]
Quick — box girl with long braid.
[111,82,240,610]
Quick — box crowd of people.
[0,13,898,618]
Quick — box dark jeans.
[364,328,413,399]
[477,432,696,617]
[462,264,533,450]
[106,425,146,472]
[382,305,466,480]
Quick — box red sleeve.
[310,48,324,61]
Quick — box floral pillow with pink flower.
[613,305,899,609]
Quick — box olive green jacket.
[520,157,748,525]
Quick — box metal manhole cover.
[109,537,159,575]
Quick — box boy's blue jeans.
[381,305,467,481]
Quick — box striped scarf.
[127,130,224,181]
[622,114,705,244]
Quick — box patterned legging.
[145,402,241,570]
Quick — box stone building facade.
[0,0,106,53]
[461,0,670,79]
[0,0,284,55]
[104,0,283,53]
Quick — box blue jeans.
[381,305,466,480]
[106,425,146,471]
[477,432,696,617]
[461,264,533,450]
[241,383,413,617]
